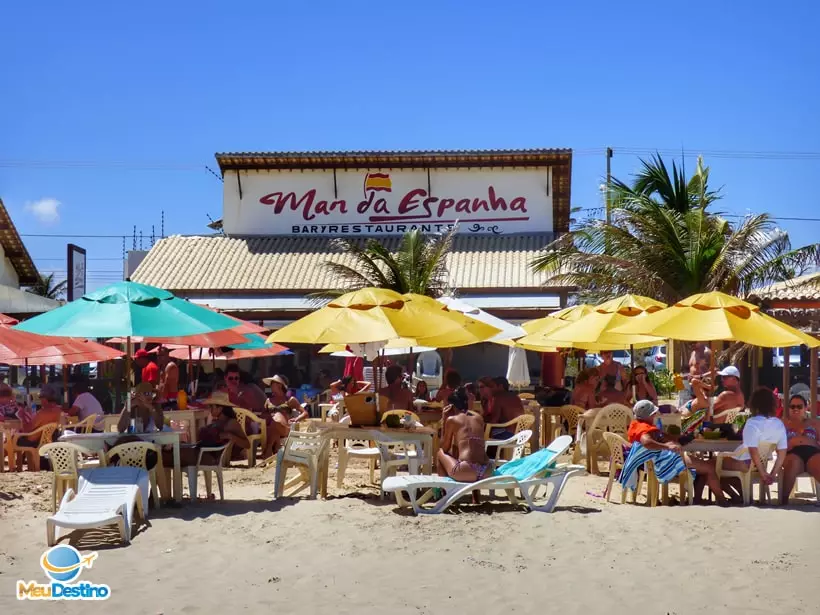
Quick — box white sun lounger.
[383,435,585,515]
[46,467,149,546]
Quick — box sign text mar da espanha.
[223,168,554,236]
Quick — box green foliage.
[648,369,676,398]
[532,155,820,304]
[26,273,67,300]
[314,228,454,300]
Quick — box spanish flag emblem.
[364,172,392,193]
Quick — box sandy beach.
[2,461,819,615]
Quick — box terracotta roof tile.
[750,273,820,302]
[131,234,557,293]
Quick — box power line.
[20,234,127,238]
[4,147,820,171]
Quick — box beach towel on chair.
[619,443,692,491]
[494,447,560,480]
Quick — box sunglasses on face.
[226,376,239,381]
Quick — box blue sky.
[2,1,819,291]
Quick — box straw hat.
[262,374,289,390]
[202,391,234,407]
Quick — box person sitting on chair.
[778,393,818,505]
[117,382,165,434]
[621,400,727,506]
[485,377,525,439]
[162,391,249,471]
[379,365,414,411]
[437,386,490,485]
[260,374,307,459]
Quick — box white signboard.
[222,167,553,235]
[67,244,86,301]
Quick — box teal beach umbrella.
[14,281,238,339]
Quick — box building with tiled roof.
[132,148,573,324]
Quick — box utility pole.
[605,147,613,224]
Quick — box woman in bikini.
[780,393,820,504]
[436,386,490,483]
[261,374,307,459]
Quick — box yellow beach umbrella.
[611,291,820,348]
[267,288,500,346]
[520,304,596,336]
[536,294,667,349]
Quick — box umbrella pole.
[188,345,193,396]
[126,336,132,421]
[630,344,635,401]
[708,340,717,420]
[63,367,69,409]
[25,358,30,407]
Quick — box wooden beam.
[811,347,818,419]
[782,347,790,404]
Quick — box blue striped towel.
[619,443,693,491]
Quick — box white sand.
[2,463,819,615]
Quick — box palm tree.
[315,228,454,300]
[532,155,820,304]
[26,273,68,300]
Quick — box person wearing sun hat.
[157,390,249,469]
[260,374,308,459]
[622,399,728,505]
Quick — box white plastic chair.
[39,442,96,513]
[105,441,162,509]
[374,435,428,499]
[47,466,148,546]
[337,435,381,487]
[716,442,776,505]
[273,431,330,499]
[586,404,631,475]
[485,430,532,468]
[183,444,232,501]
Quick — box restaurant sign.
[222,168,553,235]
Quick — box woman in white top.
[719,387,788,488]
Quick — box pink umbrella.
[2,338,124,366]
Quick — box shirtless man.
[379,365,414,411]
[485,377,525,438]
[689,342,712,377]
[571,368,600,410]
[599,374,631,406]
[157,347,179,405]
[598,351,624,391]
[437,386,490,484]
[689,365,745,420]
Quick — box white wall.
[0,244,20,287]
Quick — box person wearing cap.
[622,399,728,505]
[688,365,745,421]
[134,348,160,387]
[260,374,307,459]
